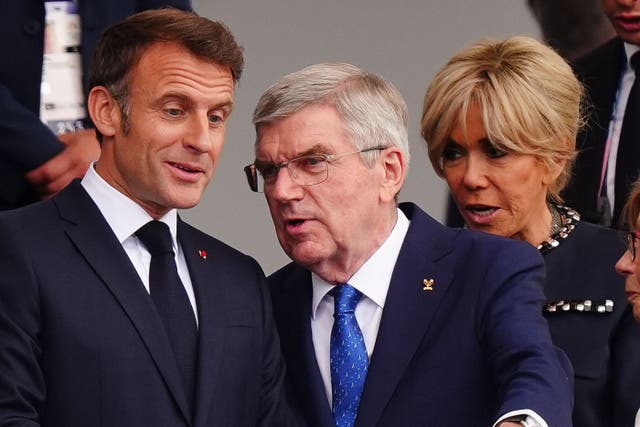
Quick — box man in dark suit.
[0,0,190,210]
[243,63,574,427]
[0,9,293,427]
[563,0,640,228]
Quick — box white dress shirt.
[310,208,545,427]
[605,42,640,215]
[311,208,409,405]
[80,163,199,325]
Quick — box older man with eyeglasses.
[243,62,574,427]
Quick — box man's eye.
[209,113,224,124]
[166,108,183,117]
[258,165,279,180]
[297,156,326,171]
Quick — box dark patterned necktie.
[136,221,198,411]
[614,52,640,227]
[330,284,368,427]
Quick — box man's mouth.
[170,162,202,173]
[282,216,312,233]
[615,14,640,31]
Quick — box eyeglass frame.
[243,146,388,193]
[626,230,640,261]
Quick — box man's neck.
[311,207,399,284]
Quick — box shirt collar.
[80,163,179,249]
[624,42,640,68]
[311,208,410,318]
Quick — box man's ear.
[379,146,407,203]
[87,86,121,140]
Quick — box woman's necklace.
[537,204,580,254]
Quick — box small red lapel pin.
[198,249,208,260]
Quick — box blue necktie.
[330,284,368,427]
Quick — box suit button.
[23,20,42,36]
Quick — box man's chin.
[617,30,640,46]
[286,242,327,268]
[166,189,206,210]
[168,200,201,211]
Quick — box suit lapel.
[178,220,228,427]
[356,203,455,427]
[581,38,624,134]
[570,38,625,220]
[53,181,192,424]
[580,38,623,167]
[277,268,335,427]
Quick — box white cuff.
[494,409,547,427]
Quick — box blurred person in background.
[615,180,640,427]
[0,0,190,210]
[562,0,640,228]
[616,180,640,322]
[527,0,614,61]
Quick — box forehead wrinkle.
[134,45,234,100]
[157,63,232,89]
[152,69,234,99]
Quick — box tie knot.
[136,221,174,255]
[331,284,362,315]
[631,52,640,76]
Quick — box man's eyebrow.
[295,144,333,157]
[157,92,191,104]
[213,100,234,114]
[256,143,333,164]
[156,92,234,112]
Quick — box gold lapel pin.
[423,278,434,291]
[198,249,208,260]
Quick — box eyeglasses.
[626,231,640,261]
[244,146,387,193]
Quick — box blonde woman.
[422,36,640,427]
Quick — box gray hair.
[253,62,410,167]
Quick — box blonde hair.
[421,36,584,203]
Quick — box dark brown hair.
[89,8,244,138]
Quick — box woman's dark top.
[543,214,640,427]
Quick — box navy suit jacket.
[0,0,190,210]
[0,181,293,427]
[269,203,574,427]
[563,37,627,227]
